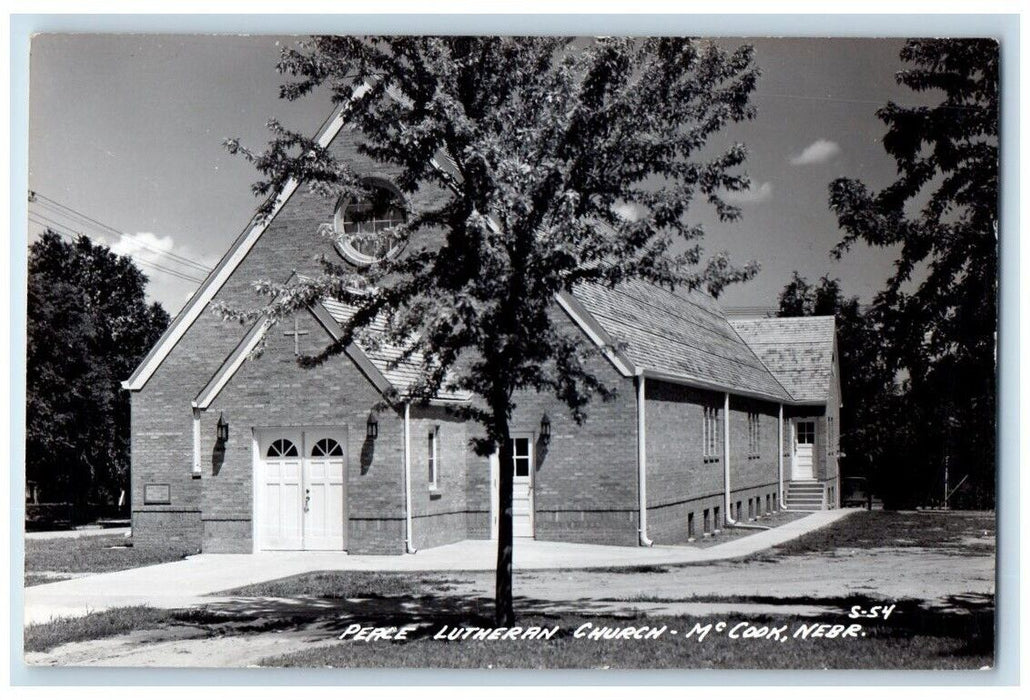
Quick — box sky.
[28,35,916,315]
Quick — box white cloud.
[110,231,215,274]
[612,201,646,222]
[110,230,175,260]
[109,231,218,313]
[722,181,773,205]
[789,139,842,166]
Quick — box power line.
[30,193,213,275]
[29,216,206,285]
[27,215,207,285]
[28,191,213,274]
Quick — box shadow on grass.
[25,589,994,669]
[198,591,623,634]
[194,588,994,657]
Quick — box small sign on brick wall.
[143,483,171,505]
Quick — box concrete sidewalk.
[23,509,854,625]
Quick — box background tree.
[828,39,998,508]
[27,231,170,515]
[777,273,900,503]
[225,36,761,623]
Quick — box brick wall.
[202,313,405,554]
[130,124,445,554]
[500,311,639,546]
[644,382,783,544]
[408,404,471,550]
[644,382,723,544]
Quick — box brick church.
[124,107,841,555]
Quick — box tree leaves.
[228,36,762,447]
[826,38,998,508]
[27,231,170,507]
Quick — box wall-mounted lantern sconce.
[540,413,551,442]
[366,411,379,440]
[216,412,229,442]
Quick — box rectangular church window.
[512,437,531,477]
[702,406,720,461]
[428,426,439,489]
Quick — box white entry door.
[259,431,304,550]
[257,429,346,551]
[303,432,347,550]
[793,421,816,480]
[510,436,535,538]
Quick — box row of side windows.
[702,408,762,460]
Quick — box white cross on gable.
[283,317,310,356]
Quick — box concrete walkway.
[23,509,854,625]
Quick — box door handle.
[304,488,311,512]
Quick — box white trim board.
[122,107,351,392]
[192,318,273,410]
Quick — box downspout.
[778,403,785,510]
[636,372,653,546]
[191,409,202,478]
[723,392,735,524]
[403,402,417,554]
[724,392,769,531]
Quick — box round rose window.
[334,181,407,266]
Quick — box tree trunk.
[494,416,515,626]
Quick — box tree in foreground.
[228,36,760,623]
[27,230,170,514]
[828,39,998,508]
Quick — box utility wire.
[28,191,213,274]
[27,215,207,285]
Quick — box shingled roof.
[729,316,836,403]
[569,281,794,403]
[320,299,472,402]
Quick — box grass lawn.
[24,535,195,587]
[25,596,992,669]
[25,509,994,669]
[24,606,177,652]
[216,570,470,598]
[258,605,992,670]
[23,606,281,653]
[24,573,72,587]
[757,509,996,559]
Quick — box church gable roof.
[729,316,836,403]
[569,281,794,403]
[122,105,351,392]
[319,299,472,402]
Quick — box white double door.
[257,429,346,551]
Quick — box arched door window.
[311,438,344,457]
[266,438,299,458]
